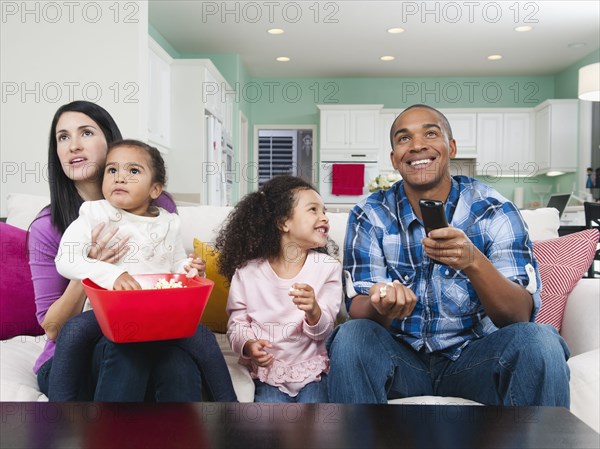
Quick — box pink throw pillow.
[533,228,599,331]
[0,222,44,339]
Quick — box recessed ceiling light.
[380,56,395,61]
[276,56,290,62]
[514,25,533,32]
[267,28,284,35]
[568,42,587,48]
[487,54,503,61]
[387,27,405,34]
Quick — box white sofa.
[1,194,598,433]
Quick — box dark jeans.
[36,358,52,398]
[91,337,202,402]
[45,310,237,402]
[327,319,570,406]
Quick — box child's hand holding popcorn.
[113,272,142,291]
[243,339,274,367]
[289,283,321,325]
[184,254,206,278]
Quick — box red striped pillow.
[533,228,599,331]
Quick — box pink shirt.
[226,251,342,397]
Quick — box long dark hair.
[214,175,338,281]
[47,101,122,233]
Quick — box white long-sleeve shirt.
[226,251,342,396]
[55,200,188,289]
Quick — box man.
[327,104,570,406]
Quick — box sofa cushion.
[388,396,482,406]
[0,336,47,401]
[178,206,233,254]
[533,228,599,331]
[567,348,600,433]
[5,193,50,231]
[520,207,560,241]
[0,223,45,340]
[561,279,600,357]
[193,238,229,333]
[214,332,255,402]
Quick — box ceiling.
[149,1,600,78]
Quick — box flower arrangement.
[368,173,402,192]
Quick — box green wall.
[248,75,555,121]
[150,24,598,206]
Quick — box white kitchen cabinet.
[148,38,172,151]
[169,59,233,205]
[441,111,477,158]
[534,99,578,175]
[476,111,533,177]
[379,109,402,172]
[203,66,224,121]
[318,105,382,161]
[223,92,233,139]
[476,113,503,175]
[503,112,534,176]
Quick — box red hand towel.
[331,164,365,196]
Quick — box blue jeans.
[36,358,52,397]
[326,319,570,406]
[253,376,328,403]
[91,337,202,402]
[47,310,237,402]
[47,310,101,401]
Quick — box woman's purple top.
[28,194,177,373]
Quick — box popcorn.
[151,278,185,289]
[379,282,394,298]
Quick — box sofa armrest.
[560,279,600,357]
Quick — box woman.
[29,100,237,402]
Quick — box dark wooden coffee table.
[1,402,598,448]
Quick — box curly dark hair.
[215,175,339,281]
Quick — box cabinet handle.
[350,154,366,158]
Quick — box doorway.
[253,125,316,190]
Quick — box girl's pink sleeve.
[226,269,257,357]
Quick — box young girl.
[215,175,342,403]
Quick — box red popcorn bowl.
[82,274,214,343]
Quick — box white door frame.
[578,101,593,197]
[238,111,249,199]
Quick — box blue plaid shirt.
[344,176,541,360]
